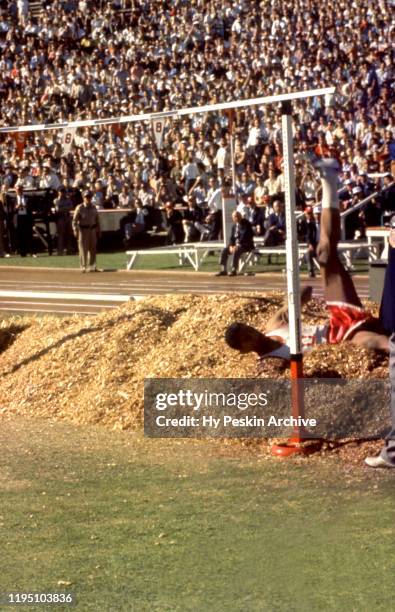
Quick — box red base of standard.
[271,357,324,457]
[271,438,323,457]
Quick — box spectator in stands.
[105,175,122,208]
[264,167,283,202]
[246,196,265,237]
[120,203,146,248]
[164,202,184,245]
[118,183,134,209]
[214,138,229,174]
[349,186,367,239]
[92,180,106,209]
[246,117,263,164]
[15,167,36,190]
[300,169,318,203]
[17,0,28,25]
[362,197,383,228]
[236,193,249,219]
[355,172,375,197]
[39,166,60,191]
[216,211,254,277]
[182,195,206,243]
[253,174,267,207]
[181,154,200,195]
[380,173,395,220]
[236,172,256,198]
[313,205,321,241]
[206,177,225,240]
[0,0,393,259]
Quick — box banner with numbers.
[61,127,77,155]
[151,117,166,150]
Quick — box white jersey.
[265,324,328,359]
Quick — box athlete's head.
[225,322,283,356]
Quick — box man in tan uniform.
[72,190,101,272]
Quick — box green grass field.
[0,251,283,273]
[0,418,393,612]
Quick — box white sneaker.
[364,455,395,468]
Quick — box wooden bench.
[126,239,378,272]
[126,241,306,272]
[126,244,204,271]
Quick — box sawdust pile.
[0,294,389,433]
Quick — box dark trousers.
[56,216,73,254]
[16,215,33,256]
[210,210,222,240]
[220,245,250,272]
[381,332,395,465]
[0,217,5,256]
[263,227,284,247]
[307,245,317,275]
[166,225,184,244]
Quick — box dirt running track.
[0,267,370,315]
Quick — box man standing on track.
[72,190,101,272]
[365,216,395,468]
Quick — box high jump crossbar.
[0,87,335,133]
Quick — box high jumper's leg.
[315,160,362,307]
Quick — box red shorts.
[326,302,371,345]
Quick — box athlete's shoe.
[312,157,341,172]
[364,455,395,469]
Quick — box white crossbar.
[0,87,335,134]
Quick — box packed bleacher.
[0,0,394,258]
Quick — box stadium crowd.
[0,0,394,256]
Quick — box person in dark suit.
[365,215,395,468]
[379,173,395,224]
[182,196,205,242]
[164,202,184,244]
[298,205,319,277]
[14,185,34,257]
[263,200,286,246]
[120,203,146,248]
[246,197,265,237]
[216,211,254,276]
